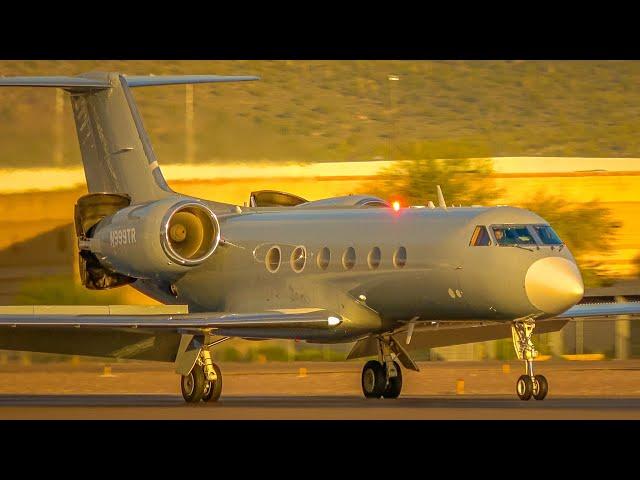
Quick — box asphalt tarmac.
[1,394,640,419]
[2,360,640,419]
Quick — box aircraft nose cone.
[525,257,584,315]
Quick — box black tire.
[533,374,548,401]
[202,363,223,403]
[382,361,403,399]
[181,366,206,403]
[362,360,386,398]
[516,375,533,401]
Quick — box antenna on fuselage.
[436,185,447,209]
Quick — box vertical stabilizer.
[0,72,259,205]
[69,72,174,204]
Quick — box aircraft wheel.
[516,375,533,401]
[202,363,223,403]
[362,360,386,398]
[382,361,403,399]
[533,374,548,401]
[181,366,206,403]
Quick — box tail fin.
[0,72,259,204]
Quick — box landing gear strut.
[361,336,404,399]
[512,318,548,401]
[180,349,223,404]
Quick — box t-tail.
[0,72,259,293]
[0,72,259,204]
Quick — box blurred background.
[0,60,639,365]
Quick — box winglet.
[436,185,447,209]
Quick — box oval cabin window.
[317,247,330,270]
[342,247,356,270]
[290,246,307,273]
[368,247,381,269]
[393,246,407,268]
[266,246,281,273]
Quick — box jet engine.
[80,197,220,280]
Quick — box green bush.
[215,347,244,362]
[14,275,126,305]
[294,349,324,361]
[244,345,289,362]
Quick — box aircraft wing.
[0,306,342,334]
[348,301,640,364]
[347,317,570,362]
[557,302,640,319]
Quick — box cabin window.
[393,246,407,268]
[290,246,307,273]
[342,247,356,270]
[368,247,381,269]
[491,225,537,246]
[533,225,563,245]
[265,246,281,273]
[317,247,330,270]
[469,226,492,246]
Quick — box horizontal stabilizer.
[0,74,260,90]
[0,76,110,89]
[124,75,260,87]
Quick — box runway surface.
[2,360,640,419]
[2,394,640,419]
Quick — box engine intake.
[161,202,220,266]
[84,198,220,279]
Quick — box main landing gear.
[361,336,405,399]
[512,318,548,401]
[180,349,223,403]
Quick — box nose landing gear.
[512,318,548,401]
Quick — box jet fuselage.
[134,202,583,342]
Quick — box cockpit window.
[470,226,492,246]
[534,225,563,245]
[491,225,537,246]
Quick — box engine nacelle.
[86,198,220,278]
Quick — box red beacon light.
[392,201,401,212]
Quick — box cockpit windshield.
[533,225,563,245]
[491,225,537,246]
[470,224,564,247]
